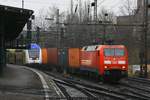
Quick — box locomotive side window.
[104,48,114,56]
[115,49,124,56]
[84,47,88,50]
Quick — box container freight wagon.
[41,48,52,70]
[80,45,128,81]
[15,50,25,65]
[47,48,58,65]
[58,48,68,72]
[68,48,81,73]
[41,48,58,70]
[6,49,16,64]
[7,49,25,65]
[41,48,48,64]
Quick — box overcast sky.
[0,0,137,15]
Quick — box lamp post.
[0,16,5,69]
[143,0,148,77]
[102,13,108,45]
[140,0,149,78]
[22,0,24,8]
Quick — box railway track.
[50,76,124,100]
[28,65,150,100]
[127,77,150,86]
[45,71,150,100]
[116,77,150,99]
[120,80,150,93]
[54,79,98,100]
[108,82,150,100]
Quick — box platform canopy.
[0,5,33,41]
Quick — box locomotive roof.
[30,43,41,49]
[81,45,125,51]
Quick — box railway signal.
[36,27,40,44]
[26,15,35,46]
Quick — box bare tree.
[65,0,91,24]
[119,0,137,16]
[33,6,66,31]
[33,8,48,31]
[98,8,116,23]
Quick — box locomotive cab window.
[115,49,125,56]
[104,48,114,56]
[104,48,125,56]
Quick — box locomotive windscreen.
[104,48,114,56]
[28,49,40,59]
[28,43,40,59]
[104,48,124,56]
[115,49,124,56]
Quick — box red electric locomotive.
[40,45,128,81]
[80,45,128,81]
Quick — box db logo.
[112,61,117,64]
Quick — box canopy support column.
[0,16,6,70]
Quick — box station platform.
[0,64,61,100]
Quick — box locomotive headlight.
[122,66,126,69]
[118,61,126,64]
[104,61,111,64]
[104,66,108,69]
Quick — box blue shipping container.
[58,48,68,67]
